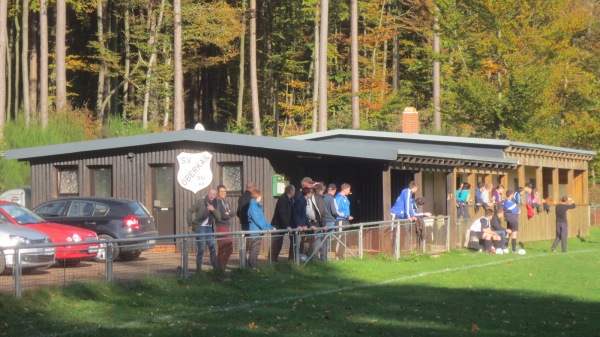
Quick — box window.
[90,167,112,197]
[58,167,78,196]
[221,163,242,195]
[68,201,109,217]
[34,200,68,217]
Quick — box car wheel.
[119,251,142,261]
[0,250,6,275]
[95,234,120,261]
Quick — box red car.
[0,201,99,266]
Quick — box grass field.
[1,228,600,337]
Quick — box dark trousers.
[216,225,233,269]
[269,232,285,262]
[551,222,569,252]
[247,236,262,268]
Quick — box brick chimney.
[402,107,419,134]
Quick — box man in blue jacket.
[391,181,418,221]
[334,183,353,259]
[390,181,418,254]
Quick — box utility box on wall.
[272,174,287,196]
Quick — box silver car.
[0,219,56,274]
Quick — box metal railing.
[0,216,449,298]
[590,205,600,226]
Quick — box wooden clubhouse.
[5,117,595,250]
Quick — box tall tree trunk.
[236,0,246,128]
[21,0,30,123]
[109,2,118,117]
[350,0,359,129]
[381,38,387,101]
[317,0,329,132]
[141,0,166,129]
[14,0,21,118]
[55,0,67,111]
[311,7,319,133]
[29,12,38,117]
[173,0,184,130]
[249,0,261,135]
[96,0,106,121]
[123,4,130,118]
[0,0,8,140]
[433,5,441,132]
[6,23,12,120]
[392,31,398,92]
[39,0,49,127]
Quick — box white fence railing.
[0,217,449,298]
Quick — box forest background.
[1,0,600,193]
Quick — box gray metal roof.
[289,129,596,157]
[4,129,399,162]
[397,149,518,165]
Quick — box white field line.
[39,249,599,337]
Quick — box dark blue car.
[33,197,158,261]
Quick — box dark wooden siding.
[28,143,278,235]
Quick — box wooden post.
[583,169,589,205]
[414,171,423,198]
[552,168,559,204]
[567,169,574,200]
[447,170,457,248]
[536,166,543,197]
[382,164,391,220]
[518,165,526,189]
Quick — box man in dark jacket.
[551,196,576,253]
[269,185,296,262]
[237,182,256,231]
[313,183,332,261]
[294,177,317,258]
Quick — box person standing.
[237,182,256,231]
[319,184,341,261]
[551,196,576,253]
[481,183,494,210]
[270,184,296,262]
[503,190,521,253]
[293,177,315,259]
[390,181,418,253]
[187,188,219,271]
[391,181,418,221]
[456,182,471,221]
[247,189,275,268]
[312,183,328,261]
[334,183,353,259]
[215,184,234,270]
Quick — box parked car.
[0,201,98,267]
[0,218,55,274]
[33,197,158,261]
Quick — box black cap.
[328,183,337,191]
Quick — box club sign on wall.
[176,151,213,193]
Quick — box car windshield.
[0,204,46,224]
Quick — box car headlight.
[9,235,32,245]
[66,234,82,242]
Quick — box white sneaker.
[503,248,509,254]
